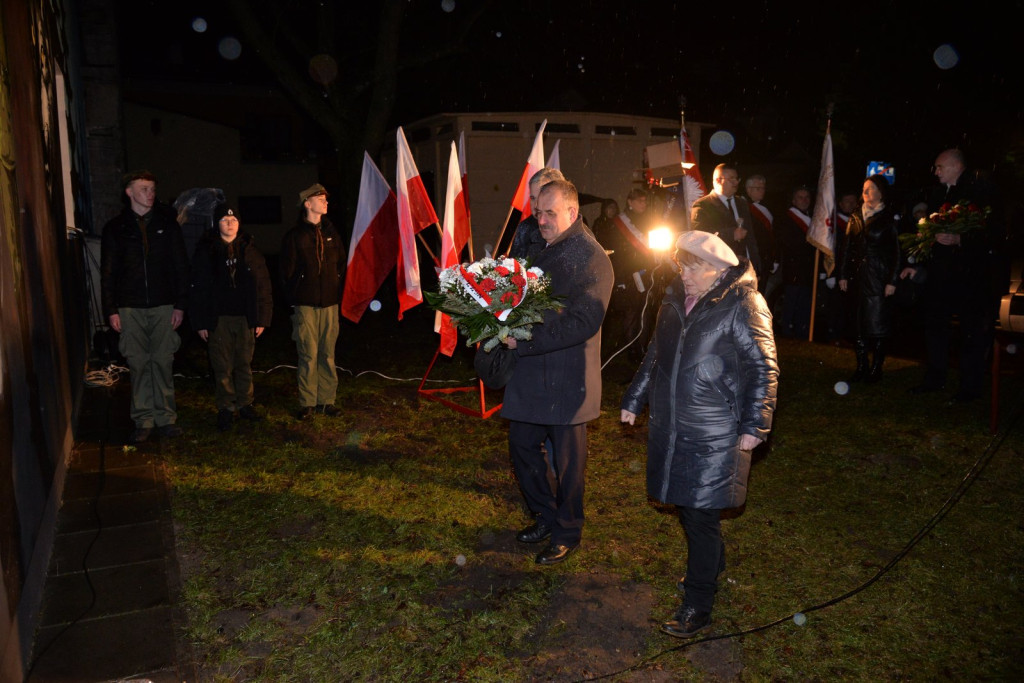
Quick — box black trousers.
[679,506,726,612]
[922,281,992,396]
[509,421,588,546]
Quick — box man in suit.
[502,179,614,566]
[691,163,762,279]
[909,149,1001,403]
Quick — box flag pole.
[492,205,517,257]
[416,231,440,267]
[807,110,834,343]
[809,249,820,342]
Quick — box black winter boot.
[867,338,886,383]
[848,338,869,382]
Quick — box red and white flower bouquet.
[899,200,990,262]
[426,257,562,351]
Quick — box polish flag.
[396,126,439,319]
[546,139,561,171]
[341,152,399,323]
[435,141,464,356]
[509,119,547,216]
[455,131,472,257]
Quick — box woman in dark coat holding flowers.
[621,231,778,639]
[838,175,901,383]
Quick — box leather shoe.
[156,424,183,438]
[319,404,340,417]
[535,543,576,565]
[516,520,552,544]
[129,427,152,444]
[217,409,234,432]
[296,406,317,420]
[238,404,262,421]
[661,604,711,638]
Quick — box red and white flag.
[342,152,399,323]
[546,139,561,171]
[510,119,547,216]
[435,141,465,356]
[679,126,707,222]
[808,124,836,275]
[454,131,472,257]
[396,126,439,319]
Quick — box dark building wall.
[0,0,91,677]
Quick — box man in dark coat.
[603,188,656,360]
[189,205,273,431]
[100,170,189,443]
[280,183,347,418]
[776,186,818,337]
[621,231,778,638]
[691,163,762,279]
[502,179,614,566]
[909,149,1002,403]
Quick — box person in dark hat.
[189,205,273,431]
[100,170,189,443]
[280,183,346,418]
[621,230,778,639]
[838,174,901,383]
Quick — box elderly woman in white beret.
[621,231,779,639]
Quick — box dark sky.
[118,0,1023,198]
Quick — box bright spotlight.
[648,226,675,252]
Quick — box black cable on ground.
[577,385,1024,683]
[25,388,110,680]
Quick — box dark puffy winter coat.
[189,230,273,332]
[100,203,189,316]
[279,215,346,308]
[839,205,901,338]
[501,217,614,425]
[621,262,778,508]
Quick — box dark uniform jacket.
[691,193,762,278]
[501,217,614,425]
[100,203,189,316]
[189,230,273,333]
[621,262,778,508]
[279,215,346,308]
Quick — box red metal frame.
[417,346,503,419]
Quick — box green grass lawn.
[164,322,1024,681]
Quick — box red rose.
[480,278,496,292]
[500,292,516,305]
[511,275,526,287]
[526,271,538,280]
[495,266,510,276]
[940,203,952,212]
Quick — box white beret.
[675,230,740,269]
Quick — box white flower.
[467,261,485,276]
[528,266,544,278]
